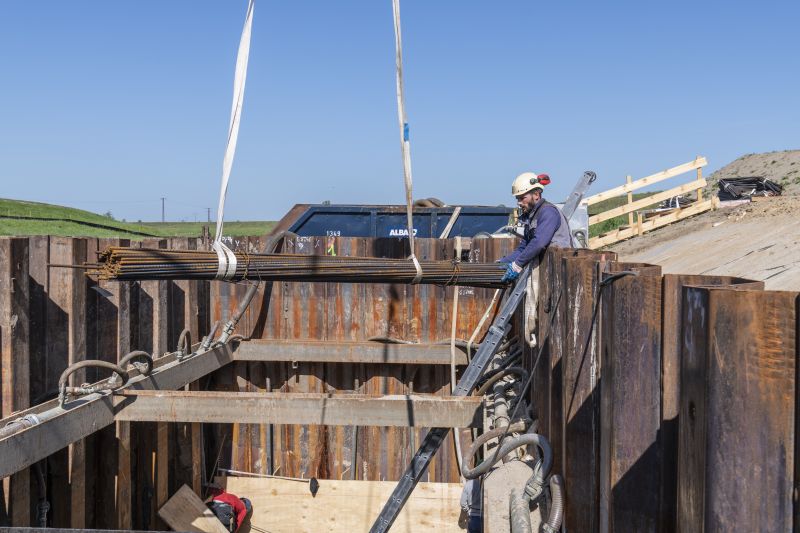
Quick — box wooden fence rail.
[588,156,712,248]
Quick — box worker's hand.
[500,262,522,283]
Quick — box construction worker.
[499,171,573,283]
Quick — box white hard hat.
[511,172,550,196]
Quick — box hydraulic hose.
[543,475,565,533]
[509,488,532,533]
[461,419,531,479]
[177,328,192,357]
[474,352,523,389]
[58,360,129,406]
[0,414,42,440]
[201,321,220,351]
[463,433,553,482]
[118,350,154,376]
[217,230,296,345]
[475,366,530,397]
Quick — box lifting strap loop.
[212,0,254,280]
[391,0,423,284]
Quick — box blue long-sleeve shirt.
[501,201,562,267]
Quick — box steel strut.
[370,266,531,533]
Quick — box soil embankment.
[612,151,800,290]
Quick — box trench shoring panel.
[209,236,515,483]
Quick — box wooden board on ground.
[158,484,228,533]
[218,476,464,532]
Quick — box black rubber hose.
[118,350,154,376]
[475,367,530,397]
[463,433,552,481]
[461,419,530,479]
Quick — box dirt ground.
[611,194,800,291]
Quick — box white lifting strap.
[391,0,422,284]
[213,0,254,281]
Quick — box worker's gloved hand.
[500,262,522,283]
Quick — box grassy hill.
[0,198,275,238]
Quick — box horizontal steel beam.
[0,343,235,479]
[114,390,484,428]
[233,339,469,365]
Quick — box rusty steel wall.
[0,236,209,530]
[534,247,799,532]
[209,236,514,483]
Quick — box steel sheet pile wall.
[533,247,798,532]
[209,236,514,483]
[0,236,209,529]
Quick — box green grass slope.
[0,198,275,238]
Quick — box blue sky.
[1,1,798,222]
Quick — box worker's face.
[515,189,541,213]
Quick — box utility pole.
[161,197,166,223]
[207,207,211,223]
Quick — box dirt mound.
[706,149,800,196]
[612,193,800,291]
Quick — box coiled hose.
[461,419,531,479]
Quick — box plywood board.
[219,476,464,532]
[158,484,228,533]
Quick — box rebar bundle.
[92,247,508,288]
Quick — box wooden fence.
[587,156,715,248]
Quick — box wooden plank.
[589,198,714,248]
[0,238,31,526]
[588,178,706,225]
[584,156,707,205]
[234,339,468,365]
[115,390,484,428]
[157,484,227,533]
[599,270,663,531]
[0,343,236,480]
[219,476,463,533]
[625,175,634,227]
